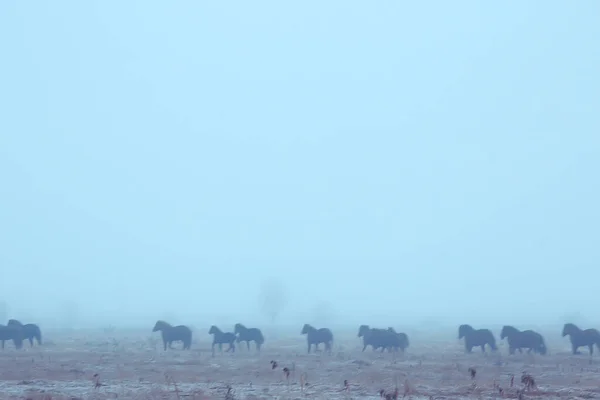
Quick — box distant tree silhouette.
[258,278,288,323]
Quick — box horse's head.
[234,323,244,334]
[209,325,220,335]
[500,325,517,340]
[458,324,472,339]
[562,323,578,337]
[358,325,370,337]
[301,324,313,335]
[7,319,23,327]
[399,332,409,348]
[152,320,169,332]
[387,327,397,334]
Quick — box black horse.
[458,324,497,353]
[500,325,546,355]
[562,323,600,355]
[233,323,264,352]
[0,324,23,349]
[7,319,42,347]
[301,323,333,354]
[152,320,192,350]
[387,327,410,353]
[358,325,396,352]
[208,325,236,355]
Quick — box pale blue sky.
[0,1,598,327]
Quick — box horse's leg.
[589,344,594,355]
[212,342,216,357]
[219,343,223,352]
[480,345,485,353]
[247,340,250,351]
[572,343,580,355]
[163,339,167,351]
[307,342,311,354]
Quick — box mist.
[0,1,598,333]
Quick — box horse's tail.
[34,325,42,345]
[487,331,498,351]
[593,329,600,349]
[256,330,265,345]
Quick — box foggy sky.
[0,1,598,330]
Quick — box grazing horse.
[358,325,395,352]
[208,325,236,355]
[0,324,23,349]
[458,324,497,353]
[301,324,333,354]
[562,323,600,355]
[7,319,42,347]
[234,323,264,351]
[500,325,546,355]
[387,327,410,353]
[152,320,192,351]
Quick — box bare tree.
[258,278,288,323]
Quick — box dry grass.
[1,329,599,399]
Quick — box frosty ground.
[1,327,599,399]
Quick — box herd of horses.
[0,319,42,349]
[150,321,600,357]
[459,323,600,356]
[1,319,599,357]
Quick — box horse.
[7,319,42,347]
[500,325,546,355]
[387,327,410,353]
[151,320,192,351]
[562,323,600,355]
[358,325,396,352]
[458,324,497,353]
[208,325,236,355]
[0,324,23,350]
[233,323,264,352]
[301,324,333,354]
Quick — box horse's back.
[318,328,333,341]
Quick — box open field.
[1,328,599,399]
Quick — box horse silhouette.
[301,324,333,354]
[7,319,42,347]
[234,323,264,352]
[152,320,192,350]
[562,323,600,355]
[209,325,236,355]
[500,325,546,355]
[458,324,497,353]
[0,324,23,350]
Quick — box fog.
[0,1,598,333]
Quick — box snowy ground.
[1,328,599,399]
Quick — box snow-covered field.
[1,328,599,399]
